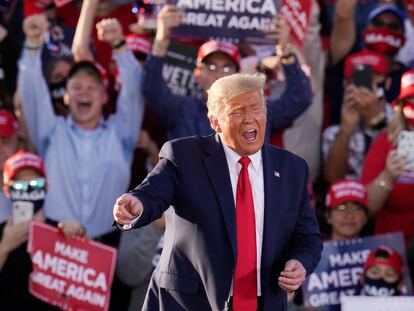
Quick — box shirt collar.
[67,116,106,130]
[220,137,262,172]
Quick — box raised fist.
[23,14,49,47]
[96,18,124,46]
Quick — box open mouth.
[76,100,92,113]
[242,129,257,141]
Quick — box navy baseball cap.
[367,4,406,26]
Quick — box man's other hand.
[278,259,306,293]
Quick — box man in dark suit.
[113,73,322,310]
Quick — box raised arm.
[324,85,361,182]
[364,148,408,217]
[96,18,145,150]
[142,5,188,127]
[330,0,358,65]
[71,0,98,61]
[19,14,57,155]
[265,16,312,132]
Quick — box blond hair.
[206,72,266,118]
[387,104,410,144]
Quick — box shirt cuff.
[119,210,143,230]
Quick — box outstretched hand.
[113,193,143,225]
[278,259,306,293]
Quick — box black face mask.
[362,276,400,296]
[9,188,45,214]
[48,79,67,107]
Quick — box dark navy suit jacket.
[130,134,322,311]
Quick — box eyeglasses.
[333,203,365,213]
[10,178,46,192]
[202,62,237,74]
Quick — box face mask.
[363,28,406,55]
[362,276,400,296]
[48,79,66,108]
[9,179,46,214]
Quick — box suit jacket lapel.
[261,144,283,290]
[203,134,237,259]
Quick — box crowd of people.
[0,0,413,310]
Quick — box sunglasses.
[202,62,237,74]
[10,178,46,192]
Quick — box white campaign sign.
[341,296,414,311]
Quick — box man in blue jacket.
[114,72,322,310]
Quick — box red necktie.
[233,156,257,311]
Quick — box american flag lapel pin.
[274,170,280,177]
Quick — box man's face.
[194,53,238,92]
[213,91,266,156]
[368,12,404,35]
[65,72,108,130]
[327,202,367,240]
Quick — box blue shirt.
[142,55,312,140]
[19,49,144,238]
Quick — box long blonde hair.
[387,104,410,144]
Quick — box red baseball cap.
[68,60,109,88]
[197,40,240,70]
[3,151,45,185]
[325,179,368,209]
[364,246,404,277]
[0,110,18,138]
[125,34,152,55]
[397,69,414,101]
[344,49,389,79]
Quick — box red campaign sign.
[27,221,117,311]
[280,0,312,48]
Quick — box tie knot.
[239,156,251,167]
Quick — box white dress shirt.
[221,141,265,295]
